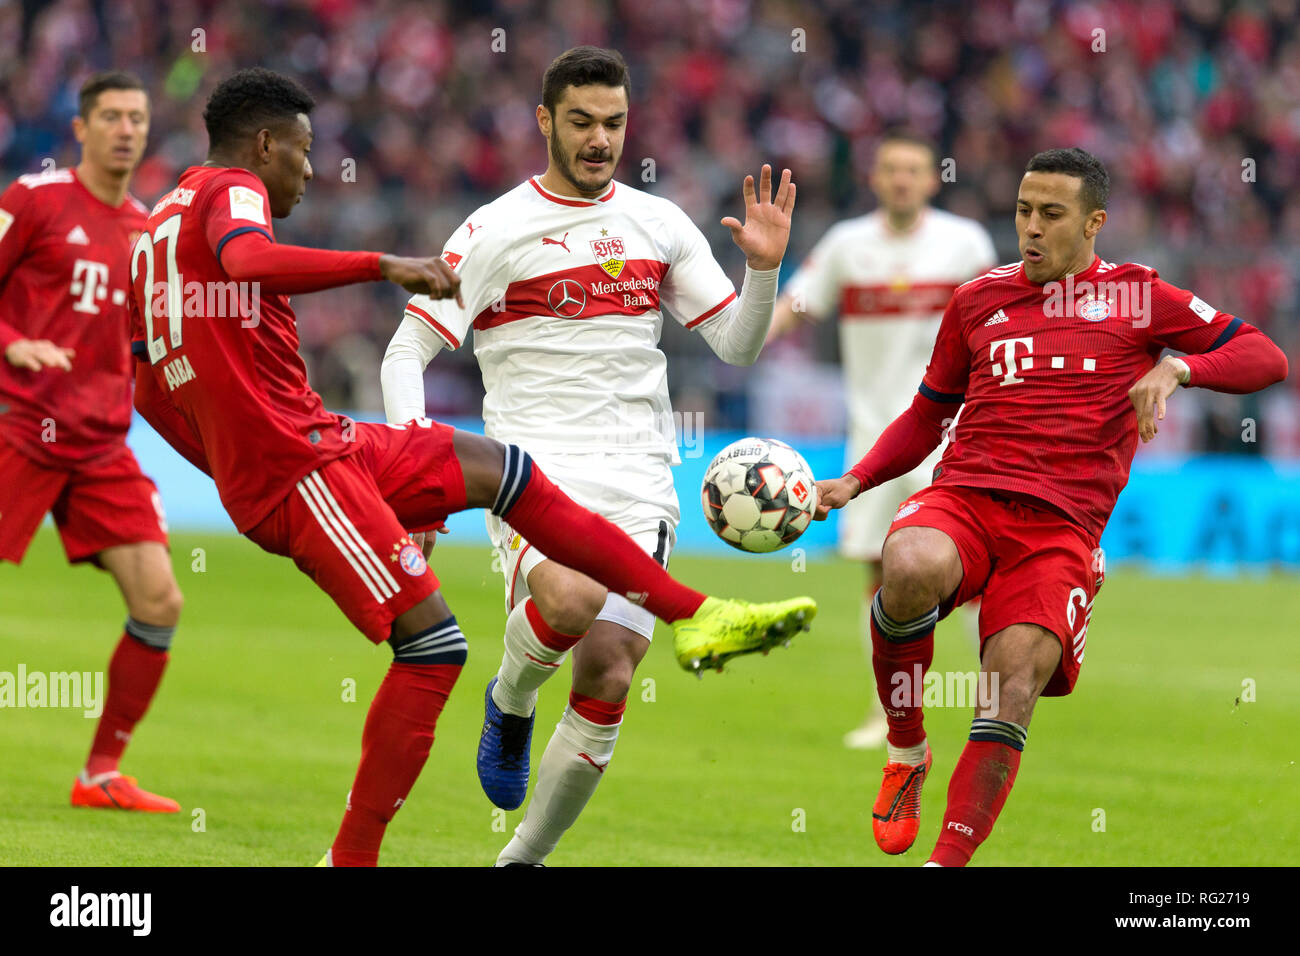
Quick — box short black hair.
[1025,147,1109,211]
[203,68,315,152]
[878,128,937,163]
[542,46,631,115]
[79,71,146,119]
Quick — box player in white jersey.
[766,132,995,749]
[380,46,797,866]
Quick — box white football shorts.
[484,450,679,640]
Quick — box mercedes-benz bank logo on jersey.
[547,278,586,318]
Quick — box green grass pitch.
[1,526,1297,866]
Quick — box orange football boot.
[871,746,932,854]
[71,772,180,813]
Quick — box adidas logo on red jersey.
[983,309,1009,326]
[65,225,89,245]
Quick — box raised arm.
[218,231,462,301]
[815,292,971,516]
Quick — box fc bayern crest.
[1078,295,1111,322]
[392,538,428,577]
[589,236,625,278]
[398,544,427,576]
[894,501,922,522]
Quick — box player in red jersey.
[129,68,814,866]
[0,72,183,813]
[815,147,1287,866]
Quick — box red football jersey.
[0,168,148,466]
[128,166,356,533]
[920,255,1241,539]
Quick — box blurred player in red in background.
[0,72,183,813]
[816,147,1287,866]
[129,68,813,866]
[767,131,996,750]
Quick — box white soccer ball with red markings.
[701,437,818,553]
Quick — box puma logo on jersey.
[65,225,89,245]
[465,221,480,237]
[541,231,570,252]
[983,309,1009,326]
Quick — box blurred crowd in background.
[2,0,1297,456]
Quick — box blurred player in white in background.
[381,46,796,866]
[766,132,995,749]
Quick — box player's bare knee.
[452,430,507,509]
[393,592,453,641]
[881,533,953,618]
[575,665,634,704]
[532,585,601,636]
[131,580,184,628]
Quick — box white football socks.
[491,599,573,717]
[495,705,620,866]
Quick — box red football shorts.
[885,484,1105,697]
[245,419,467,644]
[0,433,168,565]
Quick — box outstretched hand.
[380,254,463,306]
[4,339,74,372]
[813,475,861,520]
[721,165,796,271]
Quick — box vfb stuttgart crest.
[589,236,625,278]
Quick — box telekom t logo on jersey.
[70,258,110,314]
[989,337,1034,386]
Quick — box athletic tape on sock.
[968,717,1027,752]
[870,590,939,643]
[124,617,175,651]
[390,615,468,666]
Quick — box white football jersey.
[402,177,736,463]
[785,208,995,433]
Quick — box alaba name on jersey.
[0,169,148,466]
[785,208,995,431]
[128,166,358,533]
[922,255,1243,540]
[402,176,737,464]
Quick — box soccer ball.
[701,437,818,553]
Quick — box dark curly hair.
[203,68,316,152]
[1025,147,1110,211]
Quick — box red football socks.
[330,662,460,866]
[870,591,936,749]
[84,632,169,778]
[929,736,1023,867]
[503,459,705,622]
